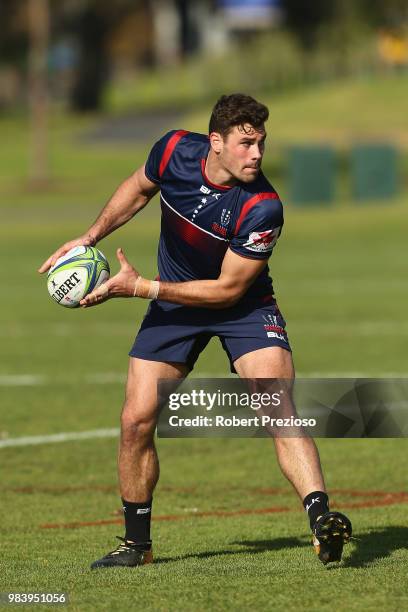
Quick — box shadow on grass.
[154,537,307,564]
[341,526,408,569]
[155,527,408,568]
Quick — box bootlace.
[107,536,135,557]
[106,536,149,557]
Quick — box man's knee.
[120,405,156,447]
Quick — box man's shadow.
[154,527,408,568]
[238,527,408,570]
[154,537,307,564]
[341,526,408,569]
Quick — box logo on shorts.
[262,314,286,340]
[243,227,280,253]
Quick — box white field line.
[0,373,128,386]
[0,428,119,449]
[1,372,408,387]
[2,320,408,338]
[0,372,233,386]
[0,374,48,386]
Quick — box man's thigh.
[234,348,298,437]
[233,346,295,379]
[123,357,189,425]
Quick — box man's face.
[212,123,266,183]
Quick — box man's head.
[208,94,269,183]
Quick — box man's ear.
[209,131,223,154]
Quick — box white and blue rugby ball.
[47,245,110,308]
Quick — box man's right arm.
[38,165,159,273]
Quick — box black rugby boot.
[91,537,153,569]
[312,511,352,565]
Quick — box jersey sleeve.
[144,130,178,184]
[229,197,283,260]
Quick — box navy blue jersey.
[145,130,283,302]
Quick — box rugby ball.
[47,245,110,308]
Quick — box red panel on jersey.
[161,200,229,258]
[233,192,279,234]
[159,130,189,178]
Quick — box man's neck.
[205,149,237,188]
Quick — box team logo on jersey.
[212,222,227,237]
[243,227,280,252]
[220,209,231,226]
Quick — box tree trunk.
[28,0,50,187]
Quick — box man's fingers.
[38,259,52,274]
[116,247,131,269]
[38,237,94,274]
[97,282,110,298]
[38,249,66,273]
[80,282,110,307]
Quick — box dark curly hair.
[209,93,269,136]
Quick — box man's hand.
[38,234,96,274]
[80,248,139,308]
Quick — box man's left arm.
[80,247,267,309]
[144,248,268,308]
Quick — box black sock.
[303,491,329,529]
[122,498,152,544]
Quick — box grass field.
[1,74,407,610]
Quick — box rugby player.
[39,94,352,567]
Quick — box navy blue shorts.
[129,298,291,373]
